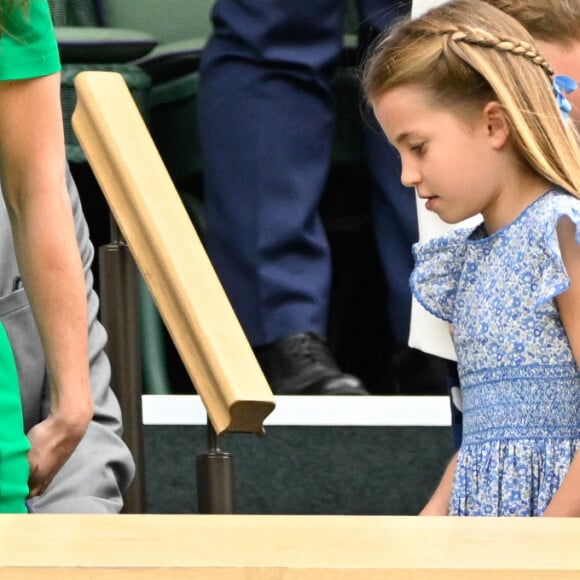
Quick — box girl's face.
[373,84,512,228]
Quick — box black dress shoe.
[390,346,448,395]
[254,332,369,395]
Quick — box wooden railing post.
[71,71,276,512]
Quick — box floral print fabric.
[412,190,580,516]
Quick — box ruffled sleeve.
[536,193,580,313]
[410,228,473,323]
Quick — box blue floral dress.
[412,189,580,516]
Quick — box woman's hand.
[26,401,92,497]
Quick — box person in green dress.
[0,0,92,512]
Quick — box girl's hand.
[419,452,458,516]
[26,405,91,497]
[419,501,449,516]
[541,504,579,517]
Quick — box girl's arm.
[0,72,93,496]
[419,451,458,515]
[545,216,580,517]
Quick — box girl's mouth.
[424,196,438,211]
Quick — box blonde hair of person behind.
[483,0,580,45]
[362,0,580,199]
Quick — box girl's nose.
[400,163,420,188]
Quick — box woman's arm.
[545,216,580,516]
[419,451,457,515]
[29,167,135,512]
[0,72,93,496]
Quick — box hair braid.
[442,25,553,76]
[362,0,580,199]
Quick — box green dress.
[0,0,61,513]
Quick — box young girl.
[363,0,580,516]
[0,0,93,511]
[410,0,580,451]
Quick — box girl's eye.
[410,143,425,154]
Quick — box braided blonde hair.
[362,0,580,197]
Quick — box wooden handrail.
[71,71,275,434]
[2,514,579,577]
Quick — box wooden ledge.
[2,514,579,578]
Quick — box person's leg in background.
[357,0,447,393]
[198,0,368,395]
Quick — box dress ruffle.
[410,227,475,323]
[536,194,580,313]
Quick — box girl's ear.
[483,101,510,149]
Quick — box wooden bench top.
[2,514,579,578]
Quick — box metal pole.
[196,418,235,513]
[98,215,146,513]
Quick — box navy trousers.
[198,0,416,347]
